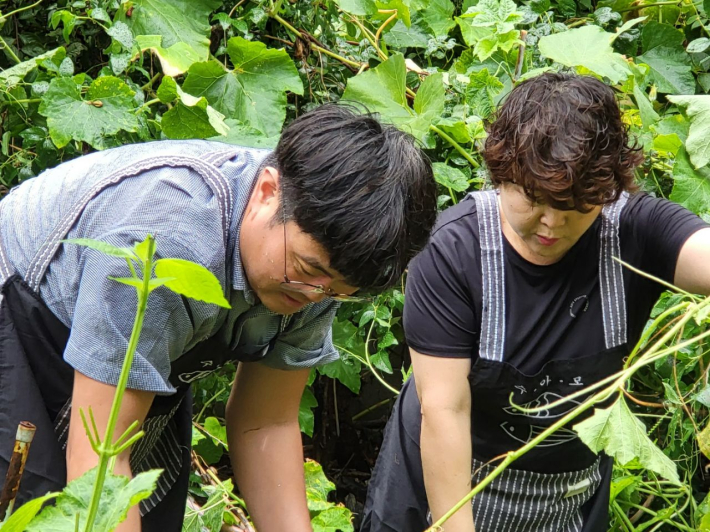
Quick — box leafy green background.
[4,0,710,529]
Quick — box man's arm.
[674,227,710,295]
[411,349,475,532]
[226,362,312,532]
[67,370,155,532]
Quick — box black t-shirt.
[404,193,708,375]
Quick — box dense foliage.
[4,0,710,530]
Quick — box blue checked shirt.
[0,140,340,394]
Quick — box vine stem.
[430,125,480,168]
[83,238,155,532]
[363,316,400,395]
[375,10,398,49]
[0,0,44,22]
[0,35,21,64]
[269,12,364,69]
[617,0,681,12]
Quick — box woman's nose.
[540,207,566,228]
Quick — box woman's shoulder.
[430,192,481,241]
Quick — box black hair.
[269,102,437,292]
[484,72,642,212]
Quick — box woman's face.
[498,183,602,265]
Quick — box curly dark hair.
[483,72,643,212]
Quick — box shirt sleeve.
[259,300,341,370]
[622,193,709,282]
[403,221,479,358]
[63,230,208,395]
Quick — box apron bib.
[361,190,629,532]
[0,148,254,530]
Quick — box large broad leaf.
[182,37,303,138]
[26,469,161,531]
[38,76,139,149]
[211,120,280,149]
[335,0,378,15]
[637,22,693,94]
[154,258,231,308]
[305,460,336,513]
[342,54,444,142]
[637,47,694,94]
[419,0,456,37]
[670,147,710,215]
[1,493,59,532]
[573,398,680,485]
[311,507,355,532]
[666,95,710,169]
[118,0,221,76]
[384,19,430,48]
[161,86,229,140]
[0,48,64,89]
[433,163,469,192]
[538,25,631,84]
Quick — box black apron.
[361,190,629,532]
[0,148,259,530]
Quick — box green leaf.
[202,416,229,448]
[211,121,280,149]
[156,75,177,103]
[0,48,64,89]
[311,507,355,532]
[433,163,470,192]
[154,258,231,308]
[641,21,684,52]
[419,0,456,37]
[1,493,59,532]
[632,83,659,130]
[384,20,430,48]
[573,398,680,485]
[182,37,303,137]
[109,277,144,289]
[62,238,137,260]
[335,0,378,15]
[38,77,139,149]
[133,237,155,262]
[299,386,318,437]
[342,55,444,142]
[304,460,336,512]
[322,319,364,393]
[118,0,222,76]
[666,95,710,169]
[538,25,631,84]
[106,21,134,50]
[670,147,710,215]
[687,37,710,54]
[637,46,694,95]
[161,86,229,140]
[26,468,161,531]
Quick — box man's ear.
[244,166,280,221]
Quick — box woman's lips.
[536,235,560,246]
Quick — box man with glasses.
[0,104,438,531]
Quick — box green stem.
[430,125,480,168]
[0,98,42,107]
[0,0,44,21]
[0,35,21,64]
[617,1,681,12]
[83,238,154,532]
[270,12,364,69]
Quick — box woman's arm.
[675,227,710,294]
[411,348,475,532]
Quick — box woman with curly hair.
[360,73,710,532]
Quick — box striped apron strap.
[24,153,234,292]
[599,192,629,349]
[471,190,506,362]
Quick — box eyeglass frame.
[280,206,368,303]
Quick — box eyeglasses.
[280,208,367,303]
